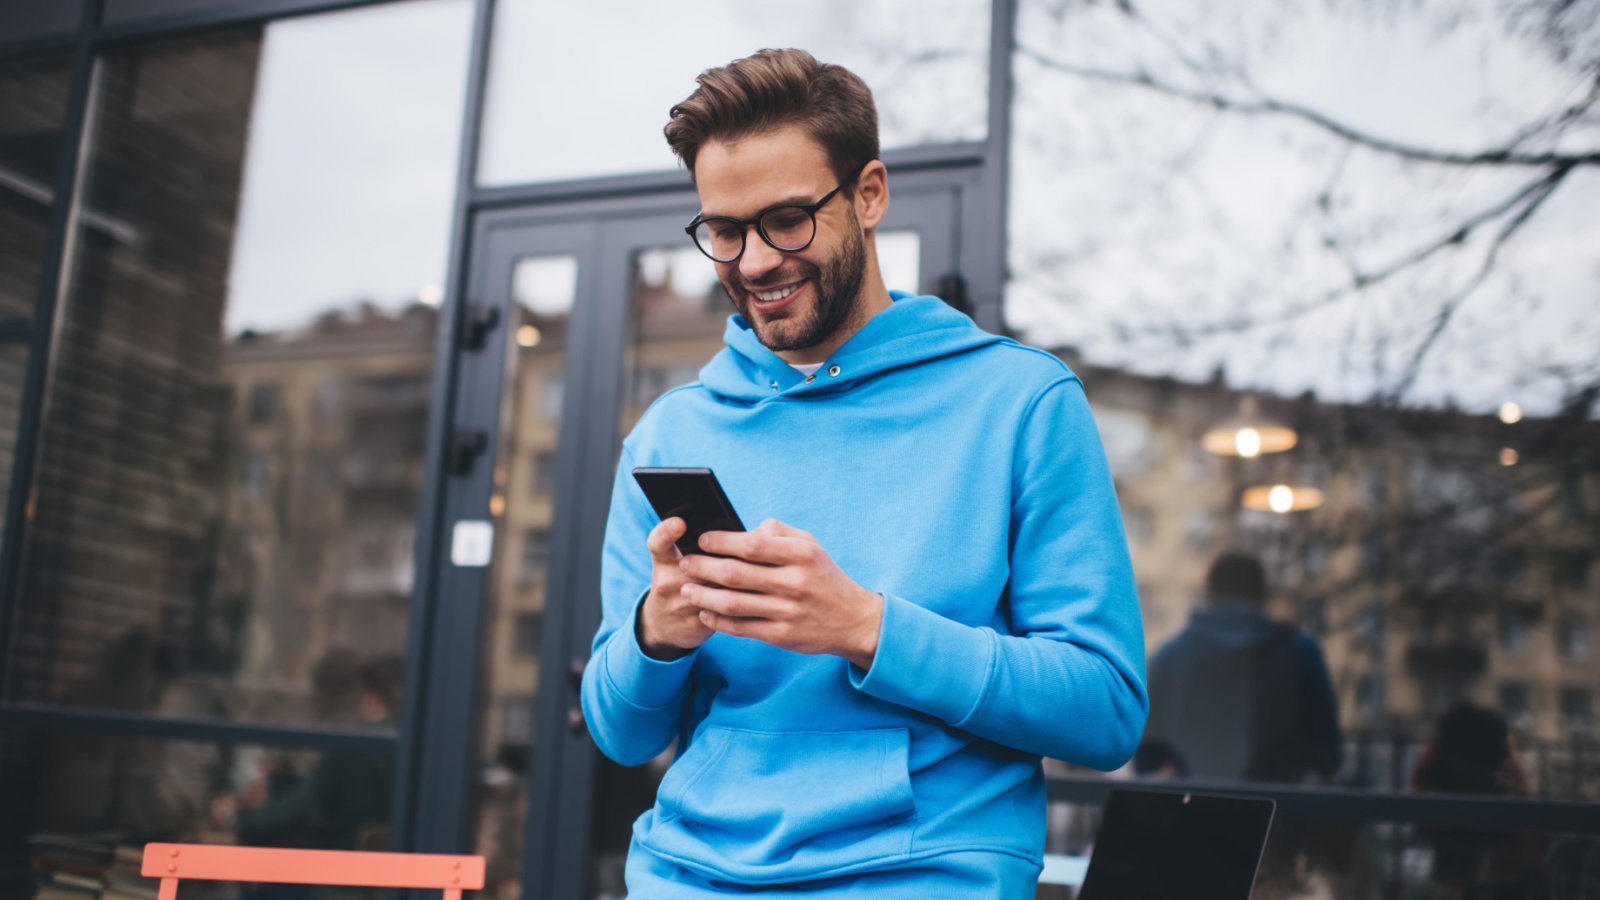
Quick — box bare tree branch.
[1117,166,1575,342]
[1017,44,1600,168]
[1389,164,1572,398]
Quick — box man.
[579,48,1146,896]
[1144,552,1342,783]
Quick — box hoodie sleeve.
[849,376,1149,770]
[580,444,700,766]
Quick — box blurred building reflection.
[219,303,435,721]
[1080,358,1599,798]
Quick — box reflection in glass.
[0,54,71,320]
[1042,799,1594,900]
[479,0,991,185]
[2,0,472,728]
[1011,0,1600,806]
[0,4,81,43]
[0,726,393,898]
[472,254,576,900]
[0,347,26,553]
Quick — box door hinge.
[448,428,488,476]
[937,272,969,316]
[461,303,500,350]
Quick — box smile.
[751,280,805,304]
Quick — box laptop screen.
[1078,789,1275,900]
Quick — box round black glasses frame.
[684,179,853,263]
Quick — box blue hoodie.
[581,292,1147,894]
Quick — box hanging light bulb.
[1241,484,1325,514]
[1203,396,1297,457]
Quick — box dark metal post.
[391,0,497,856]
[0,0,103,698]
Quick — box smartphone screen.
[631,467,746,556]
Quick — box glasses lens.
[759,207,815,252]
[693,219,743,262]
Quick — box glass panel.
[0,3,81,43]
[1042,798,1596,900]
[0,53,72,319]
[1011,0,1600,798]
[0,347,25,561]
[0,726,395,898]
[102,0,381,27]
[471,254,577,900]
[876,229,921,297]
[478,0,991,186]
[1,0,473,728]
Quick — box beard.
[721,213,867,354]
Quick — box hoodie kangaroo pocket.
[646,726,916,882]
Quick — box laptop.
[1077,788,1276,900]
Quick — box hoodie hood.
[1183,605,1297,650]
[699,291,1009,402]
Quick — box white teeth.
[753,282,802,303]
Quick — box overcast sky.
[223,0,1596,416]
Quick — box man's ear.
[853,160,889,230]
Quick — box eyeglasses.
[685,180,851,263]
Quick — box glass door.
[455,183,963,899]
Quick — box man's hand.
[678,519,884,669]
[636,517,714,660]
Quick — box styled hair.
[1205,552,1268,607]
[665,48,879,184]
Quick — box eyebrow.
[697,193,819,220]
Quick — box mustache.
[729,264,816,293]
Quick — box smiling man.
[579,48,1147,897]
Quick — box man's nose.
[738,225,784,282]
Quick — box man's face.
[692,125,867,355]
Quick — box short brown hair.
[665,48,879,183]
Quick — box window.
[1554,550,1590,591]
[1557,615,1590,662]
[314,379,343,422]
[1356,674,1385,723]
[1302,538,1329,576]
[513,612,541,659]
[519,529,550,584]
[248,383,279,425]
[530,449,556,498]
[1121,502,1155,546]
[2,0,471,729]
[1363,536,1389,577]
[499,697,533,748]
[1498,610,1531,656]
[1301,596,1327,637]
[1359,603,1385,647]
[1499,682,1531,724]
[539,376,564,422]
[478,0,991,185]
[1560,688,1593,729]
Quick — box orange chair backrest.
[141,843,485,900]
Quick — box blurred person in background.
[1413,702,1550,900]
[1144,551,1342,784]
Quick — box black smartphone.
[631,467,746,556]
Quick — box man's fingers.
[755,518,813,541]
[698,610,778,641]
[680,554,780,592]
[699,528,808,563]
[684,582,786,620]
[647,517,686,562]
